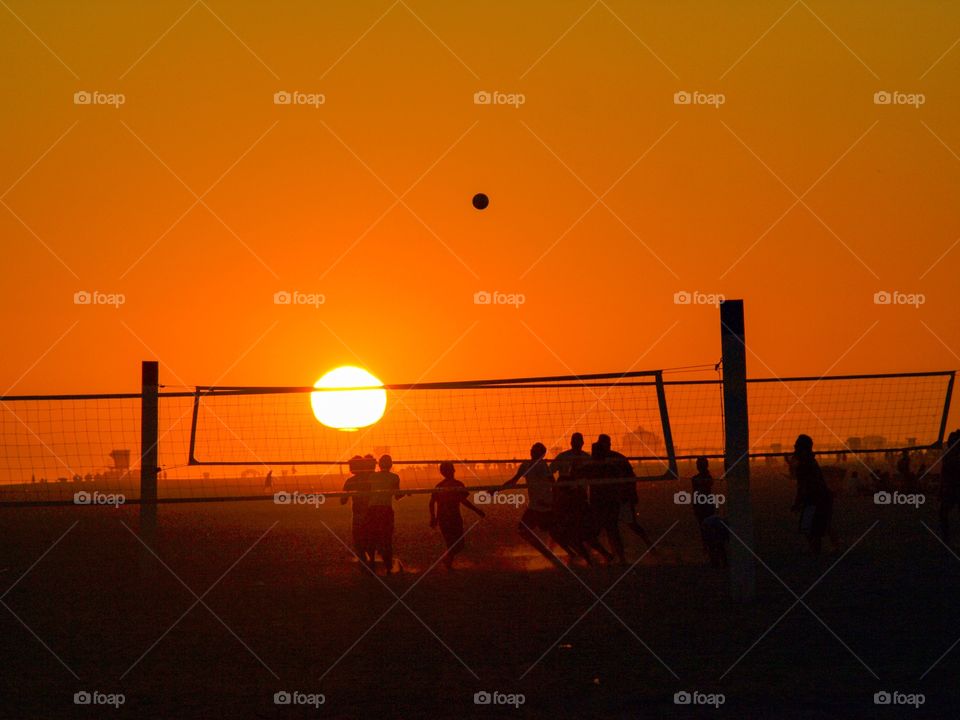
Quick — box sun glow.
[311,366,387,431]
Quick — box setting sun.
[310,366,387,431]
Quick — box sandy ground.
[1,470,958,718]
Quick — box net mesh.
[190,379,670,466]
[0,370,953,504]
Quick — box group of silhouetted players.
[494,433,654,568]
[340,432,729,573]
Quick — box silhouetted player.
[429,462,485,569]
[691,456,728,567]
[366,454,404,573]
[341,455,376,565]
[497,443,569,566]
[790,434,834,555]
[940,430,960,543]
[553,434,613,564]
[597,434,654,549]
[577,442,628,563]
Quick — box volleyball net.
[0,368,954,504]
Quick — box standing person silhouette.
[429,462,485,569]
[597,434,654,550]
[939,430,960,543]
[790,435,834,555]
[690,456,728,567]
[366,454,404,574]
[496,443,570,567]
[549,433,606,563]
[581,441,628,563]
[341,455,375,566]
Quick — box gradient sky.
[1,1,958,404]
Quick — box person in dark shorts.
[691,456,728,567]
[365,454,405,573]
[341,455,376,566]
[939,430,960,543]
[429,462,485,569]
[549,433,611,564]
[497,443,569,566]
[579,442,627,563]
[790,434,834,555]
[597,434,654,550]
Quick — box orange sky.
[1,0,958,408]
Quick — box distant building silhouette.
[620,425,664,457]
